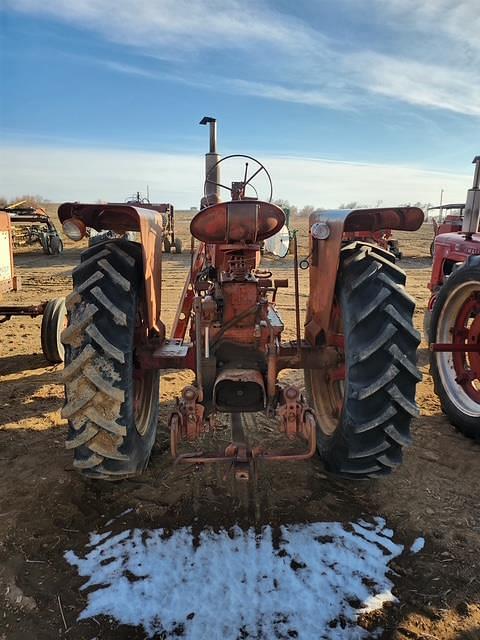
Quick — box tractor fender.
[305,207,423,346]
[58,202,165,333]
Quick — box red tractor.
[58,117,423,481]
[425,157,480,439]
[427,203,464,257]
[342,229,402,260]
[88,192,182,254]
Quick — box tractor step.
[137,339,194,370]
[153,339,189,358]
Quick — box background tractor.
[88,192,182,254]
[58,117,423,481]
[427,203,465,257]
[342,228,403,260]
[426,157,480,439]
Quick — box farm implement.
[3,201,63,255]
[426,157,480,438]
[58,117,423,481]
[0,211,66,363]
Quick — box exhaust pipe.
[462,155,480,235]
[200,116,221,207]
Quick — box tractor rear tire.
[41,297,67,363]
[174,238,183,254]
[429,256,480,438]
[61,240,160,479]
[49,235,64,255]
[305,244,421,478]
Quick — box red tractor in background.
[58,117,423,482]
[88,192,182,254]
[427,203,464,257]
[426,156,480,439]
[342,229,402,260]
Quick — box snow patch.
[410,537,425,554]
[65,519,404,639]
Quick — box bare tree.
[274,199,298,216]
[299,205,315,217]
[2,194,50,208]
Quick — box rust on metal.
[169,386,318,472]
[190,200,285,244]
[0,303,46,321]
[171,243,205,340]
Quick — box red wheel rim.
[452,293,480,403]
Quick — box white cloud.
[345,52,480,117]
[0,144,470,208]
[6,0,480,116]
[101,61,158,79]
[371,0,480,56]
[8,0,315,54]
[226,79,354,109]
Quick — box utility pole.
[439,188,444,222]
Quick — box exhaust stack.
[462,155,480,235]
[200,116,221,206]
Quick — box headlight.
[62,218,86,241]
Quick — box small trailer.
[0,211,66,363]
[3,201,64,255]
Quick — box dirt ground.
[1,213,480,640]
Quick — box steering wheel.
[203,154,273,206]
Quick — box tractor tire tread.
[62,240,159,479]
[306,244,420,478]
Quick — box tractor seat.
[190,200,285,244]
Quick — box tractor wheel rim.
[133,369,157,436]
[437,281,480,416]
[312,300,345,436]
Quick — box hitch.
[168,385,317,480]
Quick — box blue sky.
[1,0,479,208]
